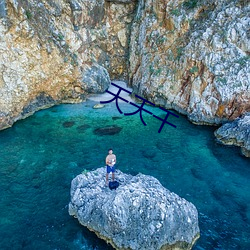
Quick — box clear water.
[0,100,249,250]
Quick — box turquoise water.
[0,100,249,250]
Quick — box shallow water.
[0,99,249,250]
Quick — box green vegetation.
[25,10,32,19]
[170,8,181,16]
[175,47,184,60]
[189,66,199,74]
[149,64,162,76]
[149,64,154,74]
[156,36,167,46]
[235,56,250,66]
[183,0,198,9]
[155,68,162,76]
[217,77,227,84]
[58,33,64,41]
[70,53,78,66]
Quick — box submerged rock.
[76,124,91,132]
[112,116,122,120]
[69,168,200,250]
[215,113,250,157]
[63,121,75,128]
[93,125,122,135]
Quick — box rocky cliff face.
[69,168,200,250]
[0,0,137,130]
[129,0,250,125]
[215,112,250,157]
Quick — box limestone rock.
[81,64,110,93]
[69,168,200,250]
[129,0,250,125]
[93,103,105,109]
[0,0,137,130]
[215,112,250,157]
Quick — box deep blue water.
[0,99,249,250]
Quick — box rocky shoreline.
[69,168,200,250]
[215,112,250,157]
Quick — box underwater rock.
[141,149,157,159]
[112,116,122,120]
[93,125,122,135]
[76,124,91,132]
[63,121,75,128]
[215,112,250,157]
[69,168,200,250]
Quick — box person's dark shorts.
[107,165,115,173]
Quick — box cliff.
[69,168,200,250]
[0,0,137,130]
[129,0,249,125]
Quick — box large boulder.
[69,168,200,250]
[215,112,250,157]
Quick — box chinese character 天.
[100,82,179,133]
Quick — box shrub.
[189,66,199,73]
[183,0,198,9]
[25,10,32,19]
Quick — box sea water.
[0,99,249,250]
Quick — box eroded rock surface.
[69,168,200,250]
[129,0,250,125]
[0,0,137,130]
[215,112,250,157]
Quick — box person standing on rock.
[106,148,116,185]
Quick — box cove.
[0,99,249,250]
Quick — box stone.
[215,112,250,157]
[62,121,75,128]
[93,125,122,135]
[74,86,83,93]
[81,64,110,94]
[93,103,105,109]
[117,28,127,47]
[69,168,200,250]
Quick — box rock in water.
[93,125,122,135]
[69,168,200,250]
[215,112,250,157]
[62,121,75,128]
[93,104,105,109]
